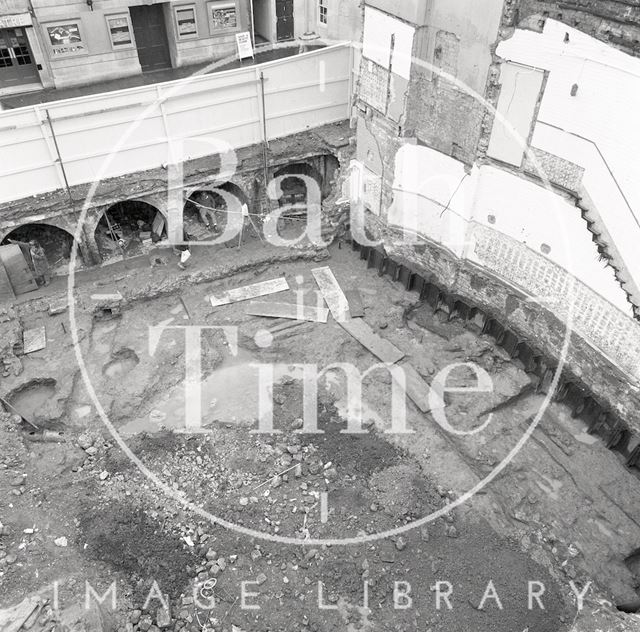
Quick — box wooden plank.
[23,326,46,354]
[312,266,405,364]
[246,301,329,323]
[341,318,405,364]
[0,244,37,296]
[311,267,350,321]
[0,259,15,303]
[0,596,42,632]
[152,212,165,237]
[345,289,365,318]
[209,277,290,307]
[400,363,445,414]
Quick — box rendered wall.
[27,0,251,88]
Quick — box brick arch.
[183,181,250,240]
[81,199,166,239]
[0,221,82,268]
[183,180,249,205]
[0,217,77,245]
[91,199,167,262]
[273,154,341,203]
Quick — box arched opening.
[269,156,339,243]
[273,155,340,210]
[95,200,166,261]
[184,183,250,244]
[1,223,79,279]
[273,162,324,212]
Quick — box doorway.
[253,0,273,44]
[0,28,39,89]
[129,4,171,72]
[275,0,294,42]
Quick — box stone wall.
[361,212,640,436]
[0,121,352,266]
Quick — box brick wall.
[364,212,640,430]
[517,0,640,57]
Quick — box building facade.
[0,0,253,93]
[0,0,362,94]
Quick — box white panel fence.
[0,44,353,206]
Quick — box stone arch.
[272,154,341,209]
[0,222,82,273]
[183,182,249,241]
[273,162,323,210]
[93,199,166,261]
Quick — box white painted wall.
[387,143,633,316]
[0,44,352,204]
[362,5,415,80]
[487,62,544,166]
[496,20,640,306]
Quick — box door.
[129,5,171,72]
[0,244,37,296]
[0,28,39,89]
[276,0,294,42]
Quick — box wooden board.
[345,289,365,318]
[23,326,46,354]
[0,258,15,302]
[0,244,37,296]
[152,212,165,237]
[311,267,350,322]
[400,363,445,414]
[0,596,42,632]
[341,318,405,364]
[48,297,68,316]
[210,277,290,307]
[246,301,329,323]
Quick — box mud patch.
[78,500,196,600]
[299,404,402,478]
[103,348,140,378]
[369,463,440,519]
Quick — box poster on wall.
[46,23,86,56]
[209,2,237,31]
[107,16,133,47]
[176,7,197,37]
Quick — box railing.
[0,44,353,206]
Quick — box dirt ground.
[1,242,640,632]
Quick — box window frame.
[105,12,135,50]
[174,4,199,40]
[318,0,328,26]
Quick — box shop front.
[0,13,43,93]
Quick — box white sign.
[0,13,32,28]
[235,31,254,60]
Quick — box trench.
[351,239,640,611]
[351,240,640,471]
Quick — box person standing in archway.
[196,192,219,233]
[8,238,50,287]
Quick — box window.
[319,0,328,25]
[106,14,134,49]
[175,5,198,39]
[207,1,238,34]
[0,48,12,67]
[14,45,31,65]
[45,21,86,56]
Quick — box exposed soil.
[1,243,639,631]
